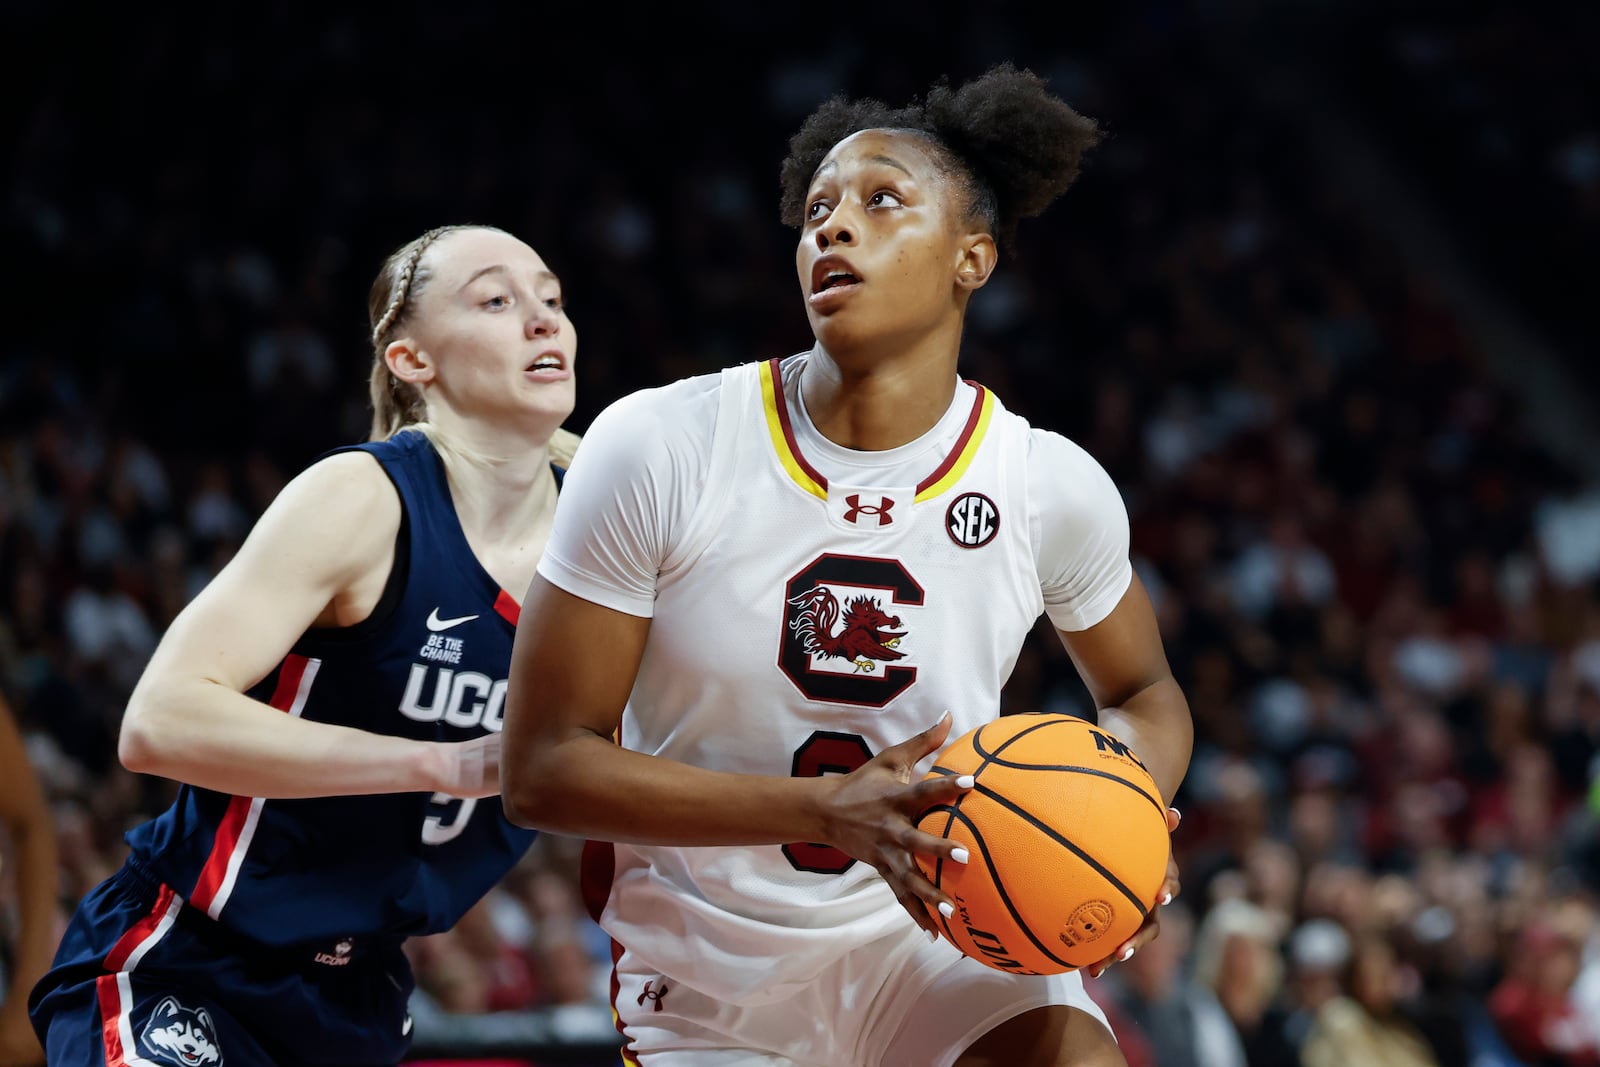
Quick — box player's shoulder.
[284,446,396,507]
[227,445,400,572]
[1022,425,1125,505]
[558,370,731,493]
[257,447,400,542]
[592,369,723,432]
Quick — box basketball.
[915,713,1170,974]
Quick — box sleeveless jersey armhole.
[304,463,412,643]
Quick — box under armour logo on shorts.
[637,978,670,1012]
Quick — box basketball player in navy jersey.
[502,65,1192,1066]
[29,225,581,1066]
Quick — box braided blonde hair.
[366,225,485,441]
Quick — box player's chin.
[518,388,576,422]
[809,321,881,361]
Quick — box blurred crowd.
[6,2,1600,1064]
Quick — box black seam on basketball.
[944,806,1072,972]
[918,802,963,941]
[919,802,962,891]
[972,717,1060,770]
[973,761,1164,817]
[973,783,1151,918]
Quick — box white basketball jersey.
[591,355,1050,1006]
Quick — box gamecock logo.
[779,554,923,706]
[786,589,906,671]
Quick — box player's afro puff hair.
[779,63,1103,250]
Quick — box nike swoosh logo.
[426,608,479,632]
[402,1013,413,1036]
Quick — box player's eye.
[481,294,511,310]
[868,190,903,208]
[806,199,832,221]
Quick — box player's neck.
[431,429,558,544]
[801,343,959,452]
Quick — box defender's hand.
[429,733,503,799]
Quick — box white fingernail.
[1120,946,1135,962]
[1162,892,1173,906]
[938,901,954,919]
[956,775,976,789]
[951,848,970,864]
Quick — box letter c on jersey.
[779,553,923,707]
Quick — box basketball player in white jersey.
[502,64,1194,1066]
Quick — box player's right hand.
[819,711,975,940]
[429,733,503,798]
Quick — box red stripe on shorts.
[95,973,126,1066]
[104,883,176,972]
[189,653,309,912]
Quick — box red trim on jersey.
[189,654,309,913]
[612,937,642,1066]
[579,838,615,926]
[103,883,175,972]
[915,380,988,495]
[96,974,127,1065]
[494,588,521,626]
[766,358,830,492]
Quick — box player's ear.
[955,232,997,292]
[386,338,435,385]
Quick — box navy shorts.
[29,860,414,1067]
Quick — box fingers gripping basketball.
[915,714,1170,974]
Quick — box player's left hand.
[1086,806,1181,979]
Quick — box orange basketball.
[915,713,1170,974]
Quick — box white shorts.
[612,922,1111,1066]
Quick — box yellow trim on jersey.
[760,360,828,500]
[914,386,995,502]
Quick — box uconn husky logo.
[140,996,222,1066]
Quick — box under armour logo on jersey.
[637,979,670,1012]
[843,494,896,526]
[946,492,1000,548]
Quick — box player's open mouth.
[811,256,862,295]
[526,352,565,372]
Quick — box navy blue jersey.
[125,430,548,947]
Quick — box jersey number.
[422,793,476,845]
[783,731,873,874]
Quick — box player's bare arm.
[1056,572,1191,976]
[1057,574,1192,803]
[502,575,971,929]
[118,450,493,799]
